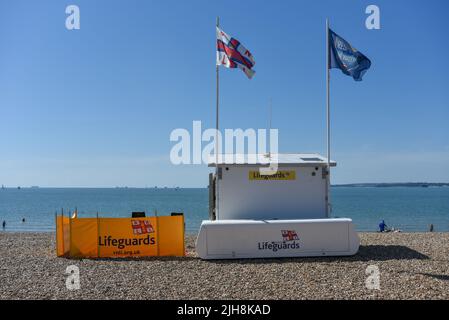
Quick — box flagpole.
[215,16,220,220]
[326,18,331,218]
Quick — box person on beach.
[379,220,387,232]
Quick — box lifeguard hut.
[195,153,359,259]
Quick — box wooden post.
[96,212,100,258]
[155,209,160,256]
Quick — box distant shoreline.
[1,183,449,189]
[332,183,449,188]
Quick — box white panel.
[205,226,235,256]
[218,166,327,220]
[196,219,359,259]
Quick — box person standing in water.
[379,220,388,232]
[2,221,5,229]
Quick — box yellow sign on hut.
[248,170,296,181]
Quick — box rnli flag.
[131,220,154,235]
[282,230,299,241]
[216,27,256,79]
[329,28,371,81]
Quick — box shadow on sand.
[416,273,449,281]
[59,245,429,263]
[356,245,430,261]
[395,270,449,282]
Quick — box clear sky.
[0,0,448,187]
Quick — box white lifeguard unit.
[195,153,359,259]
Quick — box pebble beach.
[0,232,448,300]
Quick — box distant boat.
[17,186,21,190]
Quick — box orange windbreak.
[56,215,184,258]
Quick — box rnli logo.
[281,230,299,241]
[258,230,300,252]
[131,220,155,235]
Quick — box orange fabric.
[56,216,71,257]
[56,216,63,256]
[62,216,70,254]
[157,216,185,256]
[56,215,184,258]
[70,218,98,258]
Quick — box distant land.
[332,183,449,188]
[1,183,448,189]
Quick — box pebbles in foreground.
[0,232,448,299]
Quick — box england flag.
[216,27,256,79]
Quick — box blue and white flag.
[329,28,371,81]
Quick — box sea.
[0,187,448,233]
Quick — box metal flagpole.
[268,98,272,157]
[215,16,220,220]
[326,19,331,218]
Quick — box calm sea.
[0,187,448,233]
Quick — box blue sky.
[0,0,448,187]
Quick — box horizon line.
[2,182,449,189]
